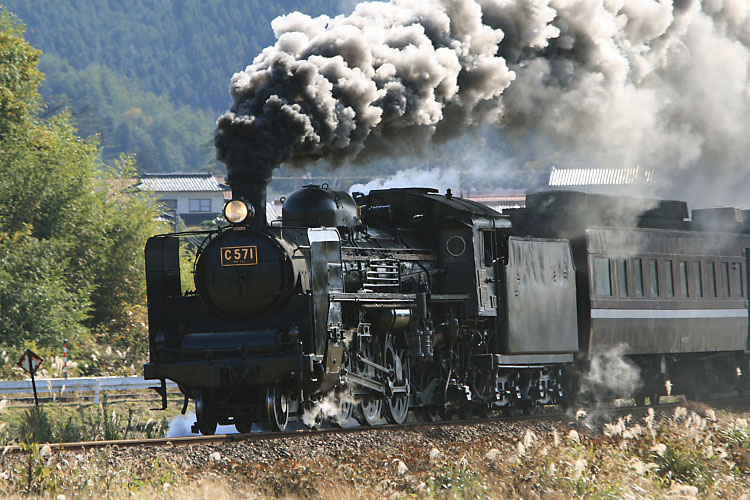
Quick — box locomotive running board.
[473,353,574,369]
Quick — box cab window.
[481,231,494,267]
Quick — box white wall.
[158,191,225,215]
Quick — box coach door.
[746,248,750,352]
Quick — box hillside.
[0,0,345,173]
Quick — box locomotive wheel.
[195,393,217,436]
[418,406,443,422]
[357,398,382,426]
[522,403,539,415]
[331,355,354,428]
[267,382,290,432]
[416,364,443,422]
[384,334,410,424]
[331,387,354,428]
[355,338,382,426]
[502,405,523,417]
[479,404,496,419]
[235,419,253,433]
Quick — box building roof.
[548,166,654,186]
[138,173,228,193]
[467,194,526,211]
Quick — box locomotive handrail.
[151,229,221,237]
[344,253,436,261]
[330,292,470,302]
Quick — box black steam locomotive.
[144,184,750,434]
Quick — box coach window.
[709,261,718,297]
[594,258,612,296]
[633,258,644,297]
[665,260,675,297]
[737,262,745,297]
[722,262,731,297]
[679,261,689,297]
[616,259,628,297]
[649,259,659,297]
[694,261,704,297]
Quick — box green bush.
[651,441,713,491]
[429,462,491,499]
[18,406,53,444]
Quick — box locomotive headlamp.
[223,199,254,225]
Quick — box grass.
[3,404,750,498]
[0,392,182,446]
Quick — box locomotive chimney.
[226,166,268,230]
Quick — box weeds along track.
[6,397,750,455]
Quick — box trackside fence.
[0,376,178,403]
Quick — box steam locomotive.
[144,184,750,434]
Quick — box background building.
[138,173,228,229]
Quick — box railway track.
[6,396,750,455]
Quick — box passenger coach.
[508,192,750,402]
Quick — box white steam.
[216,0,750,206]
[301,391,358,428]
[166,412,239,438]
[348,141,527,194]
[578,344,642,403]
[349,167,462,193]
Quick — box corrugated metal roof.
[138,173,228,192]
[468,194,526,211]
[548,166,654,186]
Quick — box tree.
[0,9,41,133]
[0,10,164,377]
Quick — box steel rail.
[5,397,750,456]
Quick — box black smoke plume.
[215,0,750,206]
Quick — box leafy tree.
[0,10,164,377]
[0,8,41,132]
[0,231,91,348]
